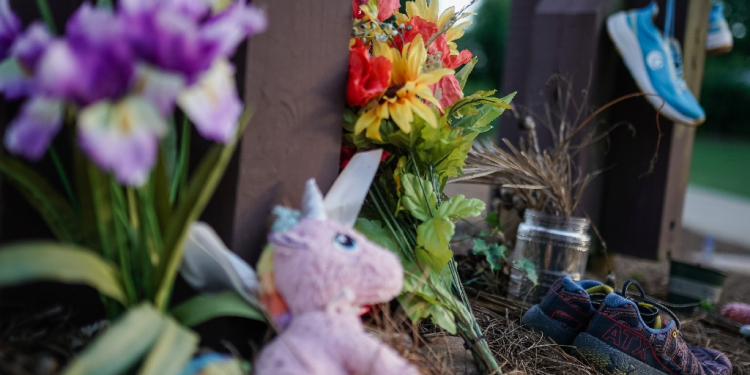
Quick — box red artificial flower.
[352,0,367,19]
[432,34,473,69]
[393,16,438,51]
[378,0,400,21]
[347,40,392,107]
[340,146,391,170]
[431,74,463,108]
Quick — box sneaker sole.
[706,29,733,54]
[606,12,705,126]
[520,305,578,345]
[573,332,666,375]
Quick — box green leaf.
[455,57,477,90]
[354,218,400,257]
[416,217,455,272]
[0,155,79,243]
[155,108,253,310]
[472,239,507,271]
[437,194,485,220]
[452,105,506,133]
[428,303,457,334]
[62,304,164,375]
[400,174,437,221]
[513,258,538,286]
[486,211,500,231]
[0,242,127,304]
[138,317,198,375]
[170,291,266,327]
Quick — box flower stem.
[96,0,113,9]
[34,0,57,34]
[170,117,190,205]
[110,179,137,304]
[49,146,79,213]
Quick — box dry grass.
[453,75,656,218]
[366,303,455,375]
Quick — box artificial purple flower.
[120,0,210,20]
[0,22,53,99]
[121,0,266,82]
[36,4,135,106]
[4,97,63,161]
[11,22,53,70]
[77,96,167,186]
[135,64,186,115]
[177,59,242,143]
[0,0,21,59]
[201,2,267,59]
[121,2,214,80]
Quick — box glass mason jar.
[508,210,591,303]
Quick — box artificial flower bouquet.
[0,0,265,373]
[344,0,514,372]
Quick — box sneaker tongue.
[586,285,613,310]
[637,302,663,329]
[585,285,614,295]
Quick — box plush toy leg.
[342,333,421,375]
[255,338,338,375]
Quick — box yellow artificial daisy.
[399,0,473,54]
[354,35,453,141]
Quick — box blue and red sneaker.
[573,281,732,375]
[520,275,613,345]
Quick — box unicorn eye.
[333,233,358,252]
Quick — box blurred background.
[430,0,750,271]
[439,0,750,199]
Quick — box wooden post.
[657,0,710,259]
[499,0,622,227]
[599,0,709,260]
[200,0,352,264]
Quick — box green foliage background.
[699,0,750,140]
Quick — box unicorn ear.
[324,149,383,227]
[301,178,327,220]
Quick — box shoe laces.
[620,279,682,330]
[662,0,688,92]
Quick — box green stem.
[49,147,79,213]
[96,0,113,9]
[34,0,57,34]
[372,181,418,253]
[170,117,190,205]
[368,189,414,262]
[408,150,435,218]
[110,180,137,304]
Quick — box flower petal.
[135,64,186,115]
[4,97,63,161]
[354,107,379,135]
[0,0,22,59]
[410,97,438,128]
[389,100,413,133]
[178,59,242,143]
[0,57,34,99]
[201,3,267,59]
[78,97,167,186]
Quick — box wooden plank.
[201,0,351,264]
[658,0,710,260]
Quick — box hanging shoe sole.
[607,12,705,126]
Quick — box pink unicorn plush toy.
[254,170,420,374]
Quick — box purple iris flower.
[37,4,135,106]
[4,97,63,161]
[0,0,21,59]
[77,96,167,186]
[0,22,53,99]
